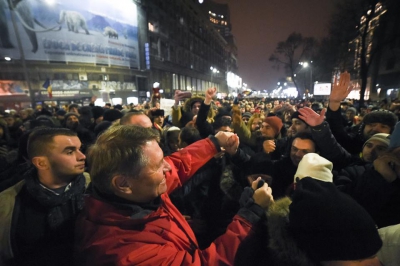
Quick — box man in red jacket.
[74,125,273,266]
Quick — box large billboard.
[0,0,139,68]
[0,80,26,95]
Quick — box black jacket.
[334,164,400,228]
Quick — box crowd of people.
[0,71,400,266]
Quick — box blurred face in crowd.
[362,139,388,163]
[260,122,276,139]
[363,123,391,139]
[215,123,233,134]
[242,116,250,125]
[4,116,15,127]
[155,102,160,109]
[153,115,164,127]
[127,114,152,128]
[251,118,261,131]
[290,118,310,135]
[390,147,400,178]
[66,115,79,130]
[167,131,180,153]
[266,103,272,109]
[345,111,356,123]
[290,138,316,166]
[250,107,255,113]
[191,102,201,116]
[125,140,171,203]
[19,110,29,120]
[69,107,79,114]
[95,116,103,124]
[284,112,292,123]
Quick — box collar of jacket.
[91,186,163,219]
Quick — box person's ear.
[31,156,49,170]
[111,175,133,194]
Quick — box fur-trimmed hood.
[183,96,205,113]
[182,95,215,123]
[267,197,320,266]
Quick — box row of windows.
[0,72,135,82]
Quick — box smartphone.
[247,174,273,186]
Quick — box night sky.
[213,0,337,91]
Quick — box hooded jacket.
[172,96,214,128]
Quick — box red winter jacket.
[74,138,259,266]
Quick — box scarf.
[24,169,86,229]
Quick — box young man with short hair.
[0,127,87,266]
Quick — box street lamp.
[300,61,313,95]
[210,66,219,85]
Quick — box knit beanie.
[363,133,390,149]
[64,112,79,121]
[289,177,382,262]
[389,122,400,150]
[56,109,66,116]
[94,121,112,136]
[346,107,357,115]
[103,109,123,122]
[167,126,180,132]
[242,112,252,119]
[291,111,307,125]
[151,109,165,117]
[91,106,104,120]
[264,116,283,136]
[363,110,398,132]
[294,153,333,183]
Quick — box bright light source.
[303,62,309,68]
[112,98,122,105]
[159,89,164,93]
[153,82,160,88]
[198,0,204,3]
[277,82,280,85]
[4,57,11,61]
[127,97,138,105]
[94,99,105,107]
[284,83,287,86]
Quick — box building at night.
[0,0,238,110]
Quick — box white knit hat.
[294,153,333,183]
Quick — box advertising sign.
[0,80,26,95]
[0,0,139,68]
